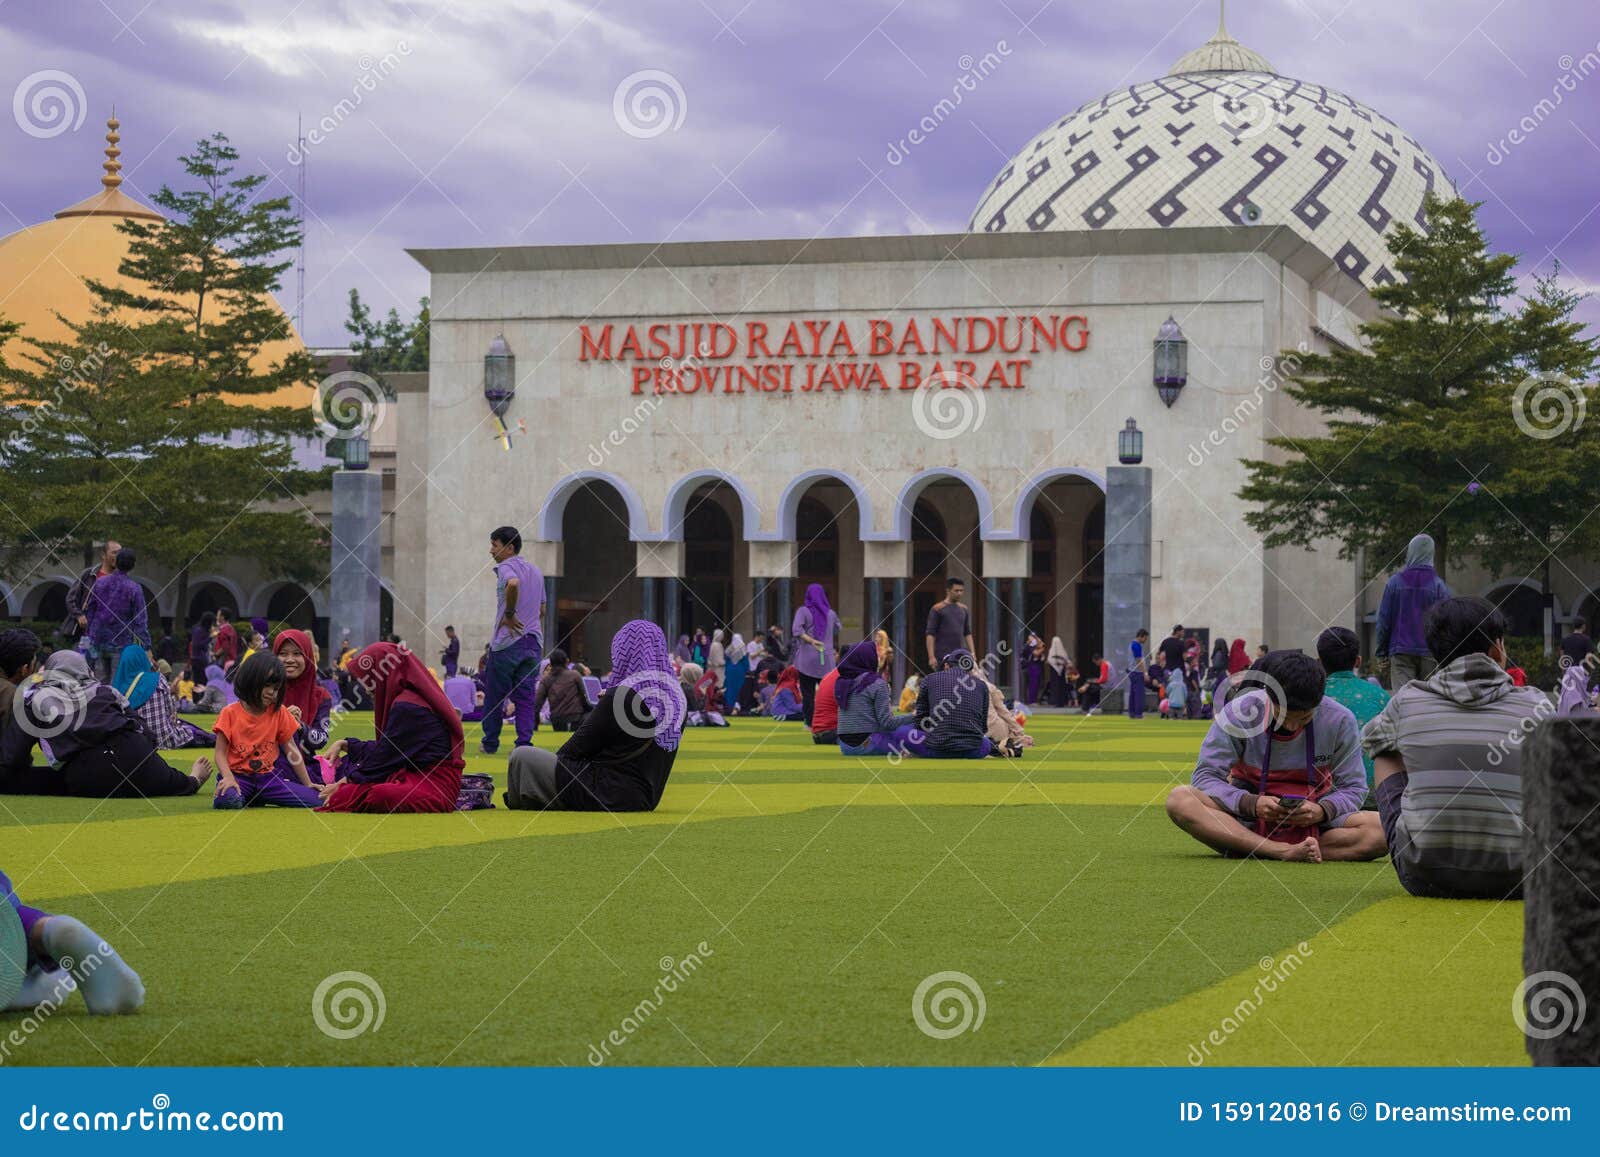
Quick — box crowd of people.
[3,528,1590,1020]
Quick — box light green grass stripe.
[1046,896,1528,1066]
[14,780,1169,903]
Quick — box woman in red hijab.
[1227,638,1251,676]
[319,642,463,814]
[271,629,333,779]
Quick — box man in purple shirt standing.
[480,526,543,754]
[85,547,150,681]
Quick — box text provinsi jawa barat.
[577,314,1090,396]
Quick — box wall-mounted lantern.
[1154,315,1187,407]
[484,334,515,417]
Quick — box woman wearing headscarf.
[673,634,694,667]
[834,640,916,755]
[1556,632,1595,715]
[873,629,894,677]
[1045,636,1071,707]
[790,583,839,724]
[707,628,726,689]
[505,620,683,811]
[272,629,333,778]
[319,642,463,814]
[112,645,211,750]
[1206,638,1231,716]
[1022,631,1046,705]
[768,666,804,721]
[691,628,710,666]
[723,633,750,713]
[1227,638,1251,677]
[0,651,214,798]
[189,611,215,676]
[201,662,236,712]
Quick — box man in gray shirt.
[924,577,974,669]
[1363,596,1546,898]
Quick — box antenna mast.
[296,112,307,334]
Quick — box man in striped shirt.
[1362,597,1547,899]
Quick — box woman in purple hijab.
[791,583,839,726]
[505,619,684,811]
[834,639,916,756]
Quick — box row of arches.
[536,466,1106,543]
[547,472,1108,676]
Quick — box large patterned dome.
[968,12,1456,289]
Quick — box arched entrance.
[23,581,70,626]
[1487,583,1545,639]
[903,479,982,672]
[559,480,638,666]
[266,584,317,633]
[679,485,737,636]
[188,582,238,625]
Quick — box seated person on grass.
[533,648,590,731]
[906,649,992,759]
[1362,597,1546,899]
[3,867,144,1015]
[810,664,840,745]
[1165,649,1386,863]
[1315,626,1388,808]
[835,639,915,755]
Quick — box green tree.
[344,288,430,378]
[0,134,330,623]
[1240,197,1600,633]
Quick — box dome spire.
[101,111,122,190]
[1167,2,1276,75]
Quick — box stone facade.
[400,226,1384,674]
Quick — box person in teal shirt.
[1316,627,1389,808]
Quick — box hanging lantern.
[484,334,515,417]
[1117,418,1144,465]
[342,435,370,471]
[1153,315,1187,407]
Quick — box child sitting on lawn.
[212,652,321,809]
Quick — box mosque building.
[2,13,1584,675]
[399,10,1580,679]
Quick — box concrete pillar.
[1521,717,1600,1066]
[330,469,383,651]
[1103,465,1152,716]
[664,578,681,646]
[641,576,658,626]
[750,578,768,637]
[868,577,883,635]
[1011,576,1026,699]
[984,578,1001,680]
[544,575,559,655]
[892,577,907,691]
[777,579,792,638]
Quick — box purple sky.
[2,0,1597,345]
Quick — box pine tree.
[344,289,430,377]
[0,134,329,624]
[1239,197,1600,607]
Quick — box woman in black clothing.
[1,651,214,798]
[504,620,683,812]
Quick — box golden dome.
[0,117,310,408]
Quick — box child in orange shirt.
[212,652,321,809]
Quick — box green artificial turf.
[0,715,1527,1066]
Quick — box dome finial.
[100,112,123,190]
[1218,0,1227,37]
